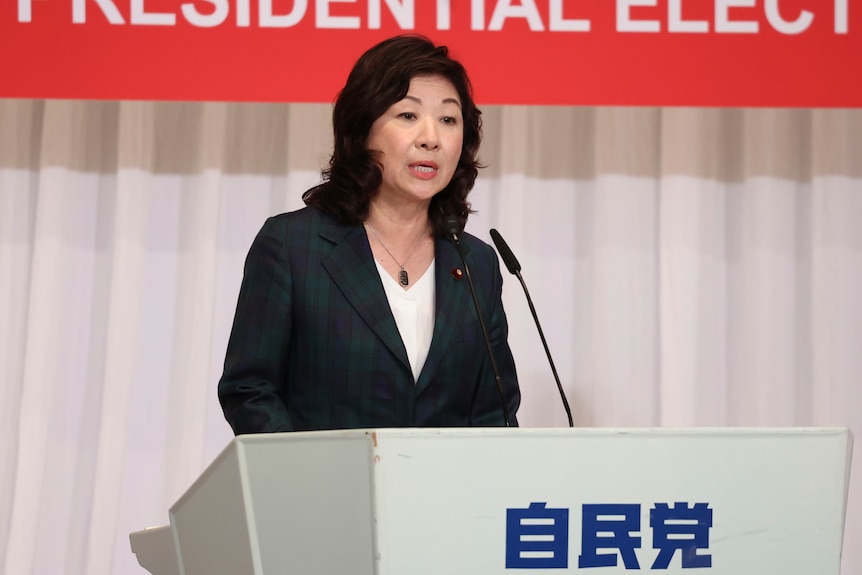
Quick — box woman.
[218,35,520,434]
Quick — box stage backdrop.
[2,3,861,575]
[1,101,860,575]
[2,0,861,106]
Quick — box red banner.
[2,0,860,106]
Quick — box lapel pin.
[451,268,463,281]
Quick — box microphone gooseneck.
[489,228,574,428]
[445,216,510,427]
[490,228,521,274]
[444,216,461,239]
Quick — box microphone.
[489,228,574,427]
[444,216,511,427]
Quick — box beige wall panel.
[38,100,120,173]
[593,107,661,178]
[3,101,860,181]
[479,106,597,180]
[284,103,333,175]
[812,109,862,178]
[0,100,45,170]
[660,108,744,182]
[741,108,812,181]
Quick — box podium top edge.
[232,426,853,443]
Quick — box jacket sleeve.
[218,217,294,435]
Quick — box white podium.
[131,428,853,574]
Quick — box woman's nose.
[416,117,440,150]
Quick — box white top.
[374,259,436,382]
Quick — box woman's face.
[366,75,464,208]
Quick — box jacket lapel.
[416,236,474,393]
[319,216,411,372]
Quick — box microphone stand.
[445,217,511,427]
[490,228,574,427]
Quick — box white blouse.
[374,259,436,382]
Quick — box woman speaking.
[218,35,521,434]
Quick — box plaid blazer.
[218,206,520,434]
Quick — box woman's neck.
[365,200,435,288]
[365,201,430,243]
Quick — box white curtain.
[1,100,859,574]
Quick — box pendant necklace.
[365,222,428,287]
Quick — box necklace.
[365,222,428,286]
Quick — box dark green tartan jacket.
[218,206,520,434]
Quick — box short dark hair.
[303,34,482,236]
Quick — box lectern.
[131,428,852,574]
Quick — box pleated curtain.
[1,99,859,574]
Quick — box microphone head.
[444,215,462,238]
[489,228,521,274]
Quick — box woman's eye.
[442,116,458,125]
[399,112,416,120]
